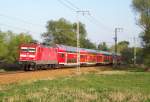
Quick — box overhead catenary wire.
[65,0,112,31]
[85,15,112,32]
[0,1,113,38]
[57,0,77,12]
[89,15,112,31]
[57,0,113,32]
[0,22,40,34]
[64,0,80,10]
[0,13,45,39]
[0,13,44,29]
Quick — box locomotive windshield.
[21,47,36,52]
[28,48,36,52]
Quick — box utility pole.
[133,37,137,65]
[76,10,90,72]
[114,28,123,67]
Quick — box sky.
[0,0,141,46]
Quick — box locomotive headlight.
[29,55,35,57]
[20,54,27,57]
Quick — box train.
[18,43,121,71]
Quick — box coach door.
[58,52,66,64]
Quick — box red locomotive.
[19,43,121,71]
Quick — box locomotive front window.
[21,47,28,52]
[28,48,36,52]
[21,47,36,52]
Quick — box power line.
[0,22,40,34]
[64,0,80,10]
[57,0,77,12]
[0,13,44,38]
[57,0,112,32]
[85,16,112,32]
[0,14,44,28]
[64,0,112,31]
[89,15,112,31]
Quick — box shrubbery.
[0,31,33,63]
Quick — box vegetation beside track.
[0,68,150,102]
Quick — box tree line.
[42,18,97,49]
[0,31,33,63]
[132,0,150,67]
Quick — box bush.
[0,31,33,63]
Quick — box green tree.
[118,41,133,64]
[0,31,9,61]
[42,18,96,49]
[42,18,77,46]
[121,48,134,64]
[81,39,96,49]
[0,31,33,63]
[136,47,144,64]
[117,41,129,53]
[98,42,109,51]
[110,41,133,64]
[132,0,150,66]
[7,33,33,63]
[110,41,129,53]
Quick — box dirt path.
[0,67,113,85]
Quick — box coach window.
[61,53,65,58]
[106,56,108,60]
[80,55,84,58]
[99,56,102,60]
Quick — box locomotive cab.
[19,44,37,61]
[19,43,38,70]
[19,43,58,71]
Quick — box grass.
[0,71,150,102]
